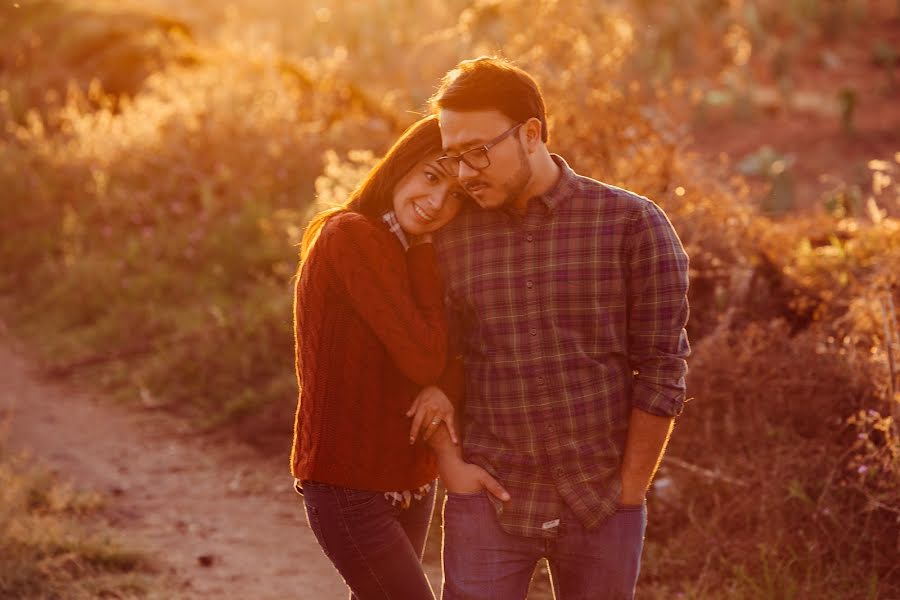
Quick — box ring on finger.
[431,418,441,425]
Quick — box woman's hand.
[407,385,458,445]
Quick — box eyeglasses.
[437,123,523,177]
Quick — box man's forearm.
[620,407,674,504]
[427,422,463,466]
[427,422,510,500]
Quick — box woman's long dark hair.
[299,115,443,261]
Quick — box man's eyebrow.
[443,138,487,154]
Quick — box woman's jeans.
[300,480,437,600]
[441,492,646,600]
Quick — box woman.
[291,115,465,600]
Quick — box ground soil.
[0,325,443,599]
[682,10,900,215]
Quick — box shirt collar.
[536,154,577,214]
[381,210,410,250]
[501,154,576,218]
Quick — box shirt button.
[546,424,555,433]
[555,468,564,478]
[526,234,534,242]
[526,280,534,289]
[530,328,537,336]
[537,376,545,385]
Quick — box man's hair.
[429,56,548,143]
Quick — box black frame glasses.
[437,123,523,176]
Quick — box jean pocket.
[445,490,486,499]
[305,505,333,559]
[339,487,381,511]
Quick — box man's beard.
[500,140,532,209]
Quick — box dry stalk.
[880,293,900,424]
[663,455,749,487]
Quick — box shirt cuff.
[632,385,685,417]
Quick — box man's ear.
[522,117,542,152]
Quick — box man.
[428,57,690,600]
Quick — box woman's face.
[392,155,467,237]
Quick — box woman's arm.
[321,213,448,385]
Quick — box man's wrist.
[619,491,647,505]
[434,445,465,468]
[619,477,648,504]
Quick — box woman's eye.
[424,171,438,183]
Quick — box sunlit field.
[2,0,898,597]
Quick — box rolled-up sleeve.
[626,201,691,417]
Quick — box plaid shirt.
[433,155,690,538]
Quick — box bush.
[0,446,155,598]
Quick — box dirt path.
[0,331,442,599]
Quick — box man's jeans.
[301,480,437,600]
[441,492,646,600]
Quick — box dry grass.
[1,0,898,596]
[0,444,157,599]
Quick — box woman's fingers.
[408,408,425,443]
[408,387,456,444]
[405,395,420,417]
[422,412,444,441]
[409,407,435,444]
[439,412,458,445]
[423,409,458,444]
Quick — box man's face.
[438,108,532,210]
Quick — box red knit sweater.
[291,211,448,491]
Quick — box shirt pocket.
[556,272,625,354]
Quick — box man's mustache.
[463,180,488,191]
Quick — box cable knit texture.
[291,211,448,491]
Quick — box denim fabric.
[441,492,645,600]
[301,480,437,600]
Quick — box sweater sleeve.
[322,214,448,385]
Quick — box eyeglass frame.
[436,122,524,176]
